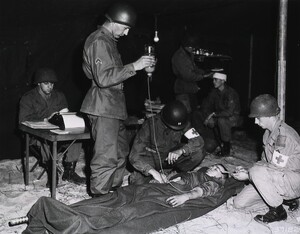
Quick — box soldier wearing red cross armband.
[232,94,300,224]
[129,100,206,185]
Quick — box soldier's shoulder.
[20,88,37,100]
[85,28,110,47]
[279,122,300,141]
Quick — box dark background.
[1,0,300,159]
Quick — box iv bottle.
[144,44,156,77]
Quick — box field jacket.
[80,26,136,120]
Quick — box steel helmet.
[248,94,280,118]
[105,2,137,27]
[34,68,58,84]
[161,100,188,130]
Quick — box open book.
[21,121,59,129]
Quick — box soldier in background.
[192,72,240,156]
[172,32,212,115]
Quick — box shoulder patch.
[276,135,286,147]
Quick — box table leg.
[25,134,29,185]
[52,141,57,199]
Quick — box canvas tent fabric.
[22,174,242,234]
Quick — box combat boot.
[283,199,299,211]
[62,161,86,185]
[254,205,287,223]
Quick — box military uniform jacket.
[80,26,136,120]
[129,115,204,176]
[19,87,68,123]
[172,46,205,94]
[202,85,240,120]
[259,119,300,173]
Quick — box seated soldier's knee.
[248,165,267,181]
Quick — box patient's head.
[206,164,229,180]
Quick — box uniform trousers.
[88,115,129,195]
[217,117,237,142]
[234,165,300,210]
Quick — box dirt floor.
[1,130,300,234]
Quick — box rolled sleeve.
[198,181,220,197]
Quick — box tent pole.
[277,0,288,121]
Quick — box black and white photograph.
[1,0,300,233]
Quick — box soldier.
[192,72,240,156]
[19,67,85,186]
[80,2,156,196]
[129,100,206,185]
[172,32,212,114]
[232,94,300,223]
[22,164,230,233]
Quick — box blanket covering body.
[23,168,242,234]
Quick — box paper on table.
[21,121,59,129]
[61,114,85,129]
[50,129,70,134]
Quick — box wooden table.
[19,124,91,199]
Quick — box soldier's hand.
[203,72,214,78]
[133,56,156,71]
[231,166,249,181]
[204,117,215,128]
[44,111,58,122]
[149,169,168,183]
[166,194,189,207]
[59,108,69,113]
[167,149,183,164]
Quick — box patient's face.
[206,165,226,178]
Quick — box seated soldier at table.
[129,100,206,185]
[22,164,233,234]
[19,67,85,186]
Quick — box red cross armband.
[184,128,200,139]
[271,150,289,167]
